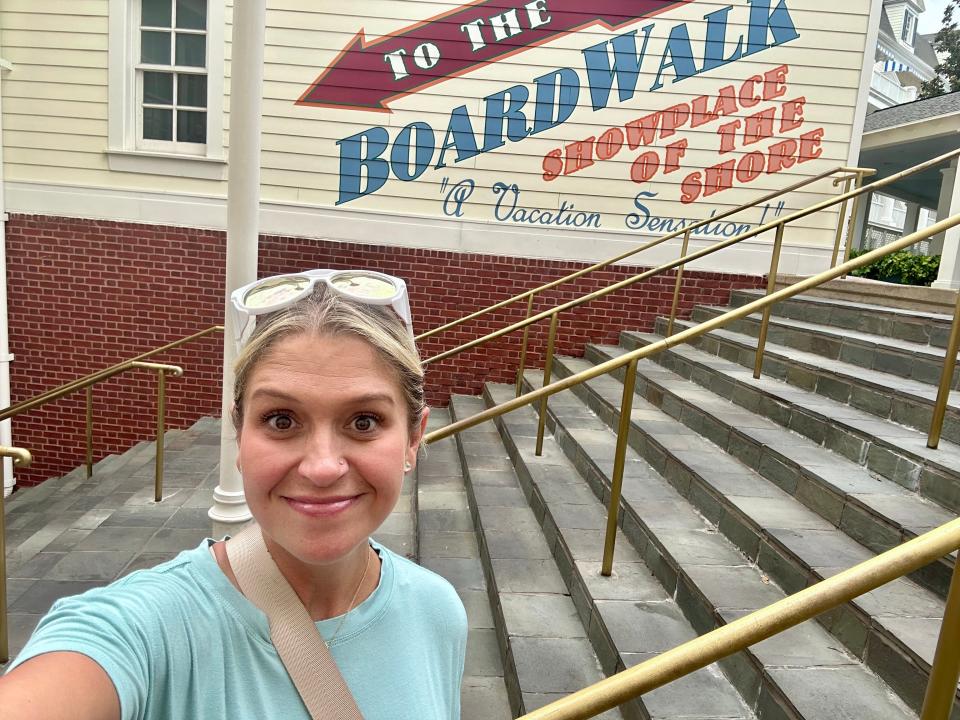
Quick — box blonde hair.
[232,283,425,433]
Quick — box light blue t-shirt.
[10,540,467,720]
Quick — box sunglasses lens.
[331,272,398,300]
[243,276,311,309]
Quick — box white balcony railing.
[871,72,918,105]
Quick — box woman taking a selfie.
[0,269,468,720]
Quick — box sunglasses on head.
[230,269,413,348]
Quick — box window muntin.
[136,0,208,152]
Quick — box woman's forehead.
[248,332,402,398]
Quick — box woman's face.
[237,332,426,567]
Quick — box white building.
[869,0,938,111]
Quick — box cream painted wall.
[1,0,877,274]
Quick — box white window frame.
[108,0,225,179]
[901,9,917,48]
[136,0,208,155]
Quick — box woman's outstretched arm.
[0,652,121,720]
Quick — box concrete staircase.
[3,289,959,719]
[2,418,222,657]
[487,288,956,719]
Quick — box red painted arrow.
[298,0,693,113]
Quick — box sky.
[919,0,952,34]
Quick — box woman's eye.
[264,412,294,431]
[351,414,380,433]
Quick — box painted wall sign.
[291,0,871,254]
[299,1,693,111]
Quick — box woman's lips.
[283,494,359,517]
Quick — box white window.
[108,0,225,179]
[137,0,208,152]
[901,9,917,47]
[869,193,907,230]
[919,207,938,230]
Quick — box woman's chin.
[268,530,372,568]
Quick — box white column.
[902,200,921,237]
[850,190,871,252]
[0,59,15,497]
[209,0,266,535]
[932,159,960,289]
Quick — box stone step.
[507,377,921,720]
[655,317,960,447]
[448,394,628,719]
[5,465,87,513]
[730,290,954,348]
[691,304,960,390]
[480,383,768,719]
[587,341,956,598]
[415,408,512,720]
[623,329,960,517]
[539,357,957,718]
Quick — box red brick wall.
[6,214,763,485]
[6,216,226,486]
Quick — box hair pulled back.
[232,283,425,434]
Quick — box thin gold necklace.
[328,545,373,645]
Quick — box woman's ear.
[406,407,431,470]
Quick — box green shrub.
[848,248,940,286]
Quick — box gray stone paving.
[607,335,960,583]
[415,408,512,719]
[692,304,960,389]
[533,320,959,718]
[450,394,629,720]
[486,385,758,720]
[1,423,220,666]
[729,290,954,346]
[504,376,927,720]
[658,316,960,448]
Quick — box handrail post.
[0,446,32,664]
[602,358,638,576]
[667,230,692,336]
[920,559,960,719]
[154,369,167,502]
[535,312,560,456]
[128,361,182,501]
[928,290,960,448]
[754,222,787,379]
[516,293,536,397]
[85,386,94,479]
[830,176,853,268]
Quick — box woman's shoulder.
[36,541,220,629]
[7,541,225,678]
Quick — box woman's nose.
[297,431,348,485]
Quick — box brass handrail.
[423,147,960,370]
[415,164,862,343]
[130,362,184,502]
[426,211,960,564]
[0,325,223,421]
[0,446,32,664]
[514,518,960,720]
[0,329,220,664]
[425,211,960,720]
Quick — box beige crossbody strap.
[225,524,365,720]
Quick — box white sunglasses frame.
[229,269,414,348]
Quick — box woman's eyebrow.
[249,388,396,406]
[249,387,299,403]
[349,392,396,406]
